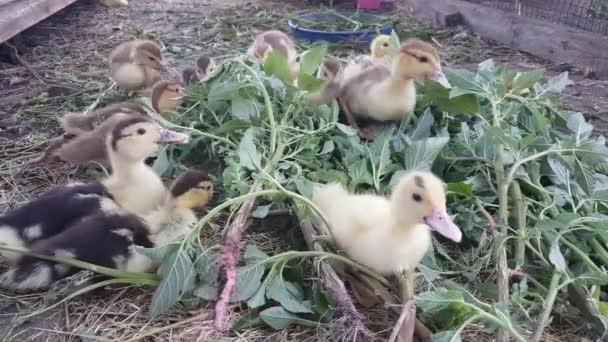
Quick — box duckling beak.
[425,208,462,242]
[428,68,451,88]
[157,129,189,144]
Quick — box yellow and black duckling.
[110,40,166,92]
[2,118,188,262]
[149,80,184,114]
[182,56,216,86]
[326,39,450,140]
[312,171,461,276]
[0,170,214,292]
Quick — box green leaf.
[239,127,261,170]
[336,123,358,136]
[484,126,519,152]
[252,204,271,218]
[544,72,572,93]
[247,276,270,308]
[574,159,595,196]
[512,69,544,91]
[231,97,256,121]
[566,112,593,138]
[263,50,291,83]
[194,283,218,301]
[547,157,570,185]
[320,140,334,155]
[295,177,314,199]
[417,289,465,314]
[404,137,450,171]
[136,244,175,263]
[259,306,320,330]
[298,73,323,92]
[266,276,314,313]
[549,241,567,272]
[208,81,239,101]
[348,158,373,187]
[447,182,473,197]
[231,265,265,302]
[574,272,608,286]
[445,69,484,93]
[150,250,196,317]
[214,120,250,134]
[410,108,435,141]
[244,244,269,264]
[432,330,462,342]
[419,82,479,114]
[300,45,327,75]
[232,311,265,331]
[152,146,171,176]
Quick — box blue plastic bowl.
[288,12,393,45]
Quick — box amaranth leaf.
[266,276,314,313]
[231,265,265,302]
[150,250,196,317]
[549,241,567,272]
[404,137,450,171]
[410,108,435,141]
[300,45,327,75]
[416,289,465,314]
[239,127,261,170]
[259,306,321,330]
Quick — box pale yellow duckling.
[312,170,461,276]
[247,30,300,85]
[182,56,216,86]
[110,40,166,92]
[337,39,450,140]
[150,80,184,114]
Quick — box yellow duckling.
[110,40,166,92]
[312,170,461,276]
[182,56,216,86]
[0,170,214,292]
[150,80,184,114]
[337,39,451,140]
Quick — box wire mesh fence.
[464,0,608,35]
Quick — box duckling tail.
[0,258,57,292]
[312,183,348,216]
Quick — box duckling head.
[151,80,184,113]
[170,171,214,210]
[370,34,391,60]
[394,39,451,88]
[390,171,462,242]
[109,117,189,162]
[134,41,166,71]
[196,56,215,76]
[320,57,340,80]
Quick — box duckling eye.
[419,56,429,63]
[412,193,423,202]
[383,43,389,47]
[148,56,155,61]
[137,128,146,135]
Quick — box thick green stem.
[530,272,561,342]
[511,181,527,270]
[492,100,511,342]
[0,245,158,280]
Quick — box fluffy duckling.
[0,170,214,292]
[312,171,461,276]
[99,0,128,7]
[102,117,188,216]
[20,106,146,171]
[110,40,166,92]
[335,39,451,140]
[150,80,184,114]
[0,183,117,262]
[306,57,342,106]
[2,119,189,262]
[147,171,214,245]
[60,102,145,136]
[247,30,300,84]
[182,56,216,86]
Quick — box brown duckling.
[110,40,166,92]
[150,80,184,114]
[60,101,146,136]
[182,56,216,86]
[247,30,300,84]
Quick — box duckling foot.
[359,127,376,141]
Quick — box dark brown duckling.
[150,80,184,114]
[182,55,216,86]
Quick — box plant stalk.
[589,238,608,266]
[511,180,526,270]
[530,271,561,342]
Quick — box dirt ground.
[0,0,607,340]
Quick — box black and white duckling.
[1,118,188,262]
[0,170,214,292]
[0,183,117,262]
